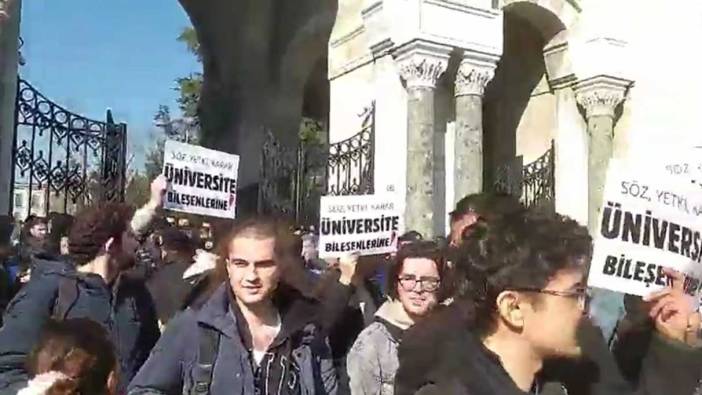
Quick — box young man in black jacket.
[146,226,200,326]
[395,209,702,395]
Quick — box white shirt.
[252,315,282,367]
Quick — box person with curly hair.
[0,176,167,394]
[18,318,118,395]
[395,209,702,395]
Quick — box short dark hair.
[399,230,423,243]
[22,216,47,236]
[69,203,135,266]
[49,213,74,240]
[27,318,116,394]
[453,209,592,336]
[387,240,448,300]
[215,216,295,280]
[159,227,195,252]
[449,193,523,224]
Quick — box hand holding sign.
[336,253,359,286]
[643,268,701,345]
[149,175,168,208]
[588,161,702,298]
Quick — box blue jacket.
[128,283,338,395]
[0,257,160,393]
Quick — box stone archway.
[177,0,338,216]
[178,0,338,189]
[499,0,579,30]
[483,0,577,210]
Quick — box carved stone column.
[575,75,631,233]
[395,41,450,238]
[453,55,497,202]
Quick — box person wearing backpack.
[128,216,338,395]
[0,177,167,394]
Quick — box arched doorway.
[483,1,572,210]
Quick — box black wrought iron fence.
[327,102,375,196]
[259,120,328,225]
[258,103,375,226]
[10,78,127,218]
[494,140,555,209]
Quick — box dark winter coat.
[394,304,702,395]
[128,283,339,395]
[146,256,198,325]
[0,257,160,393]
[18,237,50,271]
[0,265,10,324]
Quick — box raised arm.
[130,175,168,240]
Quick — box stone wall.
[328,0,702,235]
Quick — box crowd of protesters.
[0,175,700,395]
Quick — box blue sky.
[20,0,201,171]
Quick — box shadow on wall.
[484,0,576,192]
[483,11,548,189]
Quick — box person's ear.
[104,237,116,254]
[107,369,119,395]
[495,290,525,329]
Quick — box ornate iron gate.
[493,140,555,210]
[327,102,374,196]
[259,103,375,226]
[10,78,127,219]
[259,120,328,225]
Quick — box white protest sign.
[628,145,702,194]
[162,140,240,219]
[318,194,404,259]
[588,160,702,298]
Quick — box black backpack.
[191,325,220,395]
[52,277,79,320]
[190,322,318,394]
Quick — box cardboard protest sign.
[318,194,404,258]
[628,146,702,196]
[588,160,702,298]
[162,140,239,219]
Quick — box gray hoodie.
[346,300,414,395]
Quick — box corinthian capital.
[395,40,451,89]
[397,57,447,89]
[455,64,495,97]
[575,75,633,118]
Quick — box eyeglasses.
[509,287,591,310]
[398,275,441,292]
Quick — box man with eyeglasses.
[347,240,447,395]
[395,209,702,395]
